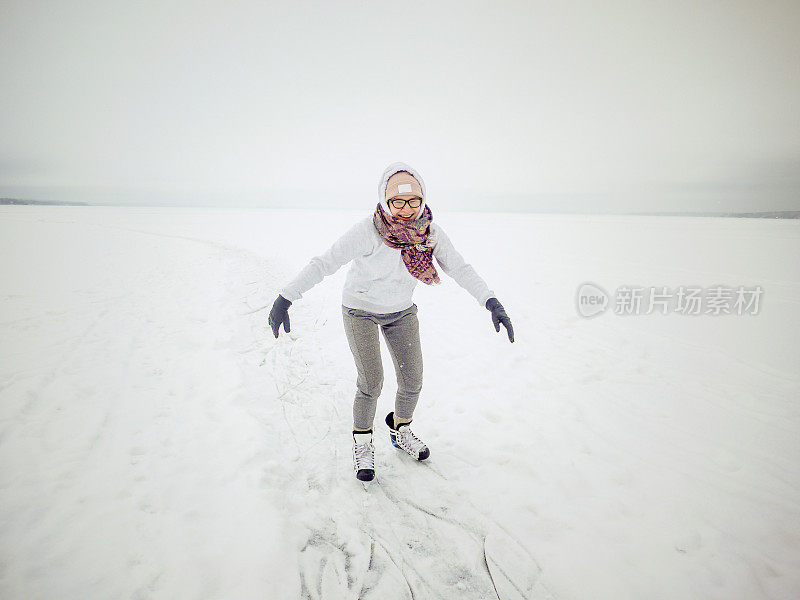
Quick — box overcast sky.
[1,0,799,213]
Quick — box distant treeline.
[727,211,800,219]
[1,197,798,217]
[627,210,800,219]
[1,198,89,206]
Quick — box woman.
[269,162,514,482]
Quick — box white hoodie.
[279,162,495,314]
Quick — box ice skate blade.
[391,443,430,461]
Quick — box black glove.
[268,295,292,338]
[485,297,514,343]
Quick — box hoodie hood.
[377,162,427,221]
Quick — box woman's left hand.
[485,298,514,343]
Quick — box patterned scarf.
[372,203,441,285]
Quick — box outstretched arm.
[433,225,514,343]
[432,225,495,306]
[279,219,373,303]
[270,219,373,338]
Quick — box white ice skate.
[353,431,375,482]
[385,412,430,461]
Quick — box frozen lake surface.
[1,205,799,599]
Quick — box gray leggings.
[342,304,423,431]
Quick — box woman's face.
[388,194,422,221]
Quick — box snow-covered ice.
[1,205,798,599]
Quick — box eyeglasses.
[389,197,422,209]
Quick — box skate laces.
[353,440,375,470]
[397,426,426,454]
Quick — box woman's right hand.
[268,295,292,338]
